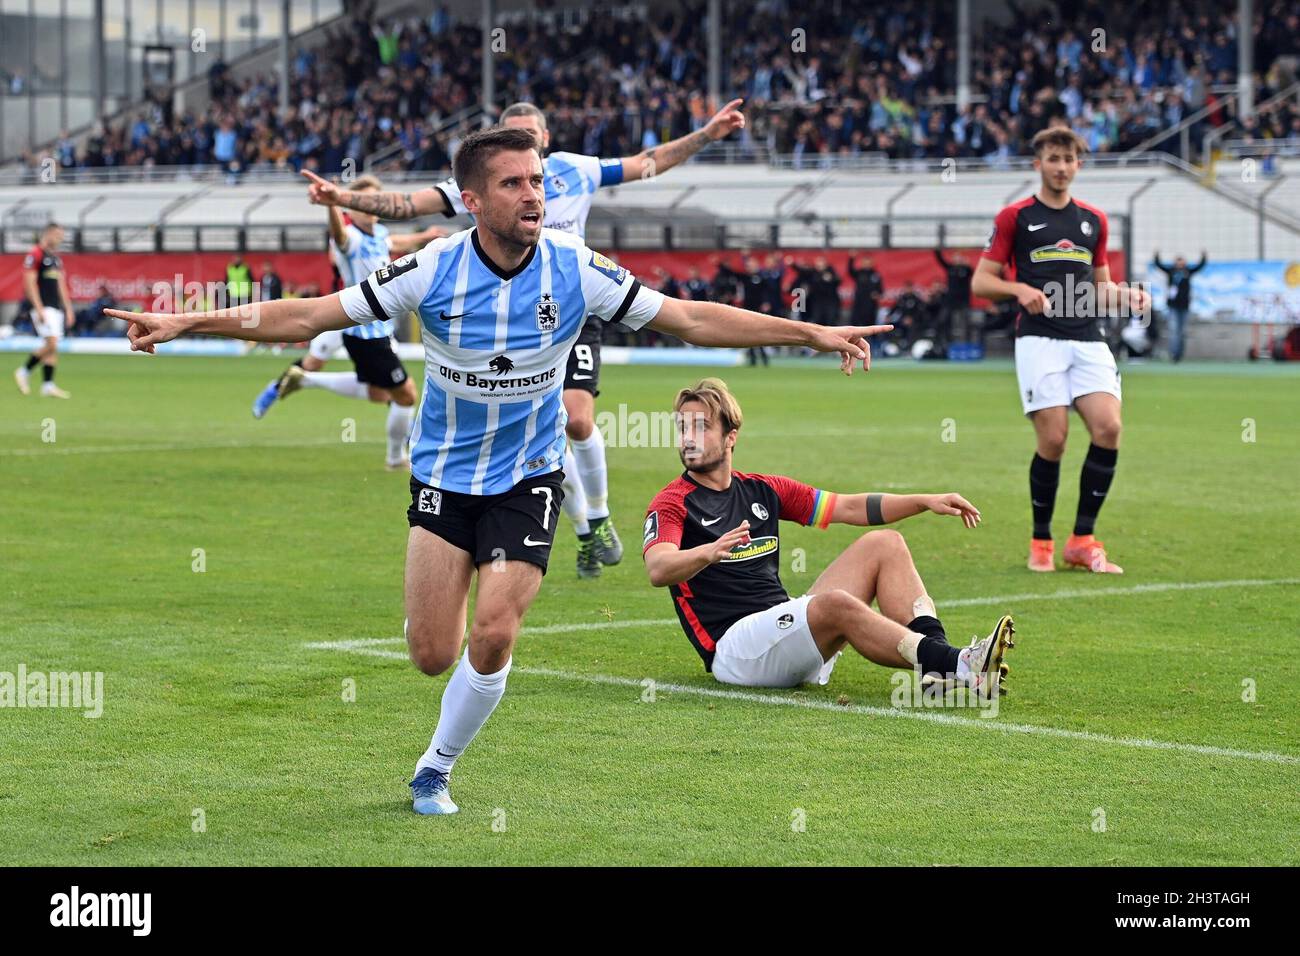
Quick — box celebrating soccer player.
[108,127,892,816]
[642,378,1014,694]
[301,98,746,579]
[251,175,444,471]
[972,127,1151,574]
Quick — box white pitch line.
[302,639,1300,767]
[0,437,384,457]
[940,576,1300,607]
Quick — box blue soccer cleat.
[410,767,458,815]
[251,379,279,419]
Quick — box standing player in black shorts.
[973,127,1150,574]
[302,99,748,578]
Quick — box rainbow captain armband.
[809,490,837,529]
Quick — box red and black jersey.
[23,246,64,306]
[642,471,837,671]
[981,196,1109,341]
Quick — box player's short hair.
[42,222,62,235]
[350,174,383,192]
[453,126,540,194]
[500,102,547,130]
[1031,127,1087,157]
[674,377,744,436]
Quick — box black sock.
[1029,453,1060,540]
[916,635,960,676]
[293,358,305,369]
[907,614,946,642]
[588,515,607,531]
[25,354,41,370]
[1074,443,1118,536]
[42,363,55,383]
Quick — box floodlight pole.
[482,0,496,126]
[957,0,971,111]
[707,0,721,108]
[278,0,290,118]
[1238,0,1253,120]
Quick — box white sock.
[415,649,511,777]
[302,371,370,400]
[956,647,973,682]
[386,402,413,464]
[571,429,609,519]
[561,446,590,535]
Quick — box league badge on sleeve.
[375,254,419,285]
[643,511,659,547]
[589,251,627,284]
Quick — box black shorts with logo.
[563,317,603,396]
[408,470,566,573]
[343,334,409,389]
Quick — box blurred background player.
[1153,250,1207,363]
[643,378,1014,696]
[933,248,974,347]
[848,254,884,328]
[252,174,442,470]
[14,224,74,399]
[973,127,1150,574]
[303,98,747,578]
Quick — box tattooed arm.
[301,170,449,220]
[619,98,746,181]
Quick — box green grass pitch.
[2,353,1297,865]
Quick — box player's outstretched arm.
[644,521,752,587]
[301,170,448,220]
[620,98,745,180]
[830,493,981,529]
[104,295,353,353]
[647,297,892,375]
[388,225,447,256]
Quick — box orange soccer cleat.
[1027,538,1056,572]
[1063,534,1123,574]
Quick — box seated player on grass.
[642,378,1015,695]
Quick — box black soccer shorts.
[407,470,566,573]
[563,317,604,396]
[343,334,409,389]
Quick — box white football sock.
[956,648,973,682]
[302,371,370,400]
[571,429,609,519]
[416,649,512,777]
[561,446,590,535]
[386,403,413,464]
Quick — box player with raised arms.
[643,378,1015,694]
[108,127,893,816]
[300,99,747,578]
[250,175,444,471]
[972,126,1150,574]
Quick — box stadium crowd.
[12,0,1299,178]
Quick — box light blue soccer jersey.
[434,151,624,237]
[331,221,395,338]
[338,228,663,496]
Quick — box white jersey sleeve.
[432,176,468,217]
[338,240,440,327]
[550,150,624,189]
[577,246,664,331]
